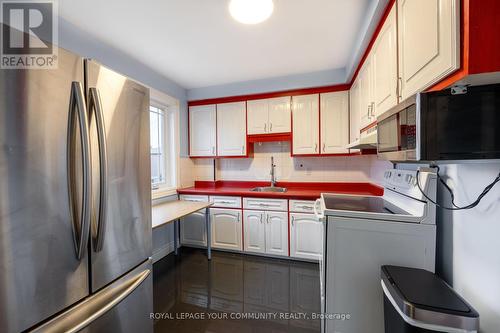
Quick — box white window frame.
[150,88,180,199]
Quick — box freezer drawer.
[30,259,153,333]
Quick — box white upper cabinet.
[320,91,349,154]
[358,58,375,130]
[217,101,247,156]
[349,79,361,144]
[247,97,291,135]
[292,94,319,155]
[398,0,460,100]
[268,97,291,133]
[247,99,268,134]
[189,104,216,157]
[372,4,398,116]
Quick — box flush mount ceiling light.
[229,0,274,24]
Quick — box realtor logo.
[1,0,58,68]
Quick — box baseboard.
[152,241,176,263]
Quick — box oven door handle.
[314,198,325,220]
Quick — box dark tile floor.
[153,248,321,333]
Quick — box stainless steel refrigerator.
[0,42,153,332]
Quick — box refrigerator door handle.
[67,81,91,260]
[89,87,108,252]
[29,265,151,333]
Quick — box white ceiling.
[59,0,371,89]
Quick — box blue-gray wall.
[57,18,190,156]
[187,68,346,101]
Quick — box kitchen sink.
[250,186,287,193]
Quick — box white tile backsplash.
[180,142,392,185]
[213,142,392,183]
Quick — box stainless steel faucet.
[270,156,277,187]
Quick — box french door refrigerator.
[0,44,153,332]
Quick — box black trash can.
[381,265,479,333]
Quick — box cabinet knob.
[264,123,267,133]
[315,143,318,152]
[269,123,273,132]
[322,143,326,152]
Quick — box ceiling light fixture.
[229,0,274,25]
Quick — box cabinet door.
[292,94,320,155]
[247,99,268,135]
[398,0,459,100]
[180,210,207,247]
[217,102,247,156]
[372,5,397,116]
[349,79,361,143]
[189,105,216,156]
[265,211,288,256]
[320,91,349,154]
[289,213,323,261]
[358,59,374,130]
[211,208,242,251]
[243,210,266,254]
[268,96,291,133]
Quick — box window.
[149,88,180,199]
[150,105,166,188]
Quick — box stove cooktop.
[322,194,411,215]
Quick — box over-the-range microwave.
[377,84,500,161]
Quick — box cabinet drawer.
[209,196,242,208]
[179,194,209,202]
[289,200,316,213]
[243,198,287,212]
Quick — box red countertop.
[177,180,384,200]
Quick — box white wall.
[436,161,500,333]
[188,142,390,184]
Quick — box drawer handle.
[218,201,233,204]
[299,205,313,210]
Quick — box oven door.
[377,95,419,161]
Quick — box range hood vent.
[346,126,377,150]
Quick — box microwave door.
[378,114,400,155]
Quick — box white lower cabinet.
[244,210,288,257]
[180,210,207,247]
[290,213,323,261]
[210,208,242,251]
[266,211,289,256]
[243,210,266,254]
[180,195,208,247]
